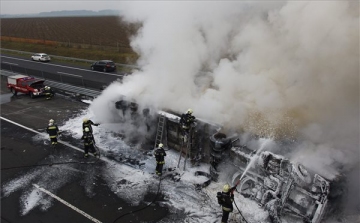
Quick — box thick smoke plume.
[91,1,359,183]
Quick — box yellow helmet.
[187,109,193,114]
[158,143,164,148]
[49,119,54,124]
[223,184,231,193]
[84,127,90,132]
[83,118,89,122]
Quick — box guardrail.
[1,62,110,90]
[1,48,139,69]
[1,69,101,99]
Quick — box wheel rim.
[238,177,256,197]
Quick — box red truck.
[7,75,45,98]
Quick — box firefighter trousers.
[156,161,164,175]
[221,209,231,223]
[49,136,58,145]
[84,144,96,155]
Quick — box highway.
[0,54,172,223]
[1,54,125,90]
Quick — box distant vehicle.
[31,53,51,62]
[7,75,45,98]
[91,60,116,72]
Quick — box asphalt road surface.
[1,54,124,90]
[0,76,170,223]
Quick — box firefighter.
[81,127,98,158]
[179,108,196,139]
[44,86,55,100]
[154,143,166,176]
[46,119,60,146]
[216,184,234,223]
[82,118,99,134]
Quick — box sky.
[0,0,119,15]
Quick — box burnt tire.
[10,88,17,96]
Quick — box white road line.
[0,116,84,153]
[33,184,102,223]
[57,71,82,78]
[2,61,19,66]
[1,55,124,77]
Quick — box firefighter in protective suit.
[154,143,166,176]
[81,127,98,158]
[44,86,55,100]
[46,119,59,146]
[216,184,234,223]
[82,118,99,134]
[179,109,196,132]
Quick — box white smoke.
[91,1,359,181]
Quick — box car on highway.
[90,60,116,72]
[31,53,51,62]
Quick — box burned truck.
[229,147,330,223]
[159,111,331,223]
[112,101,331,223]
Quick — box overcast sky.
[0,0,121,15]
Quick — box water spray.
[237,138,273,185]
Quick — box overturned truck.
[114,101,330,223]
[230,148,330,223]
[155,110,330,223]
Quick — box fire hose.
[231,179,249,223]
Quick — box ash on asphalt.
[1,80,171,223]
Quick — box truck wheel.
[30,92,35,98]
[10,88,17,96]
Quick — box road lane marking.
[33,184,102,223]
[2,61,19,66]
[57,71,82,78]
[0,116,83,153]
[1,55,125,77]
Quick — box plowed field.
[1,16,136,48]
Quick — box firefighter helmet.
[158,143,164,148]
[84,127,90,132]
[187,109,193,114]
[49,119,54,124]
[83,118,89,122]
[223,184,231,193]
[45,86,49,90]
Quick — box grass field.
[0,16,139,64]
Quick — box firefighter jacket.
[46,124,59,138]
[83,120,99,133]
[154,148,166,164]
[44,88,55,96]
[179,113,196,128]
[81,132,94,145]
[220,192,234,212]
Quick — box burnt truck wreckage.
[114,99,331,223]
